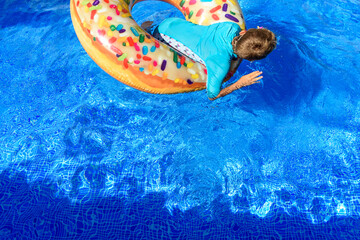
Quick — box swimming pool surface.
[1,0,360,239]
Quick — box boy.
[142,18,276,100]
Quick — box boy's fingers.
[243,71,262,81]
[254,76,263,81]
[249,74,261,80]
[250,71,262,77]
[246,71,259,77]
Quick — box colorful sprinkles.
[225,13,239,22]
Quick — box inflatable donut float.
[70,0,246,94]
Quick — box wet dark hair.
[233,28,277,61]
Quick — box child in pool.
[141,18,276,100]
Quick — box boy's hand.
[235,71,263,89]
[209,71,263,100]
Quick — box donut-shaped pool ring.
[70,0,245,94]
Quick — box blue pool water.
[1,0,360,238]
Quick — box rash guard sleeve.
[205,55,231,99]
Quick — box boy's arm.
[209,71,263,101]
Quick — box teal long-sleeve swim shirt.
[158,17,241,99]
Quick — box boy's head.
[232,28,277,61]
